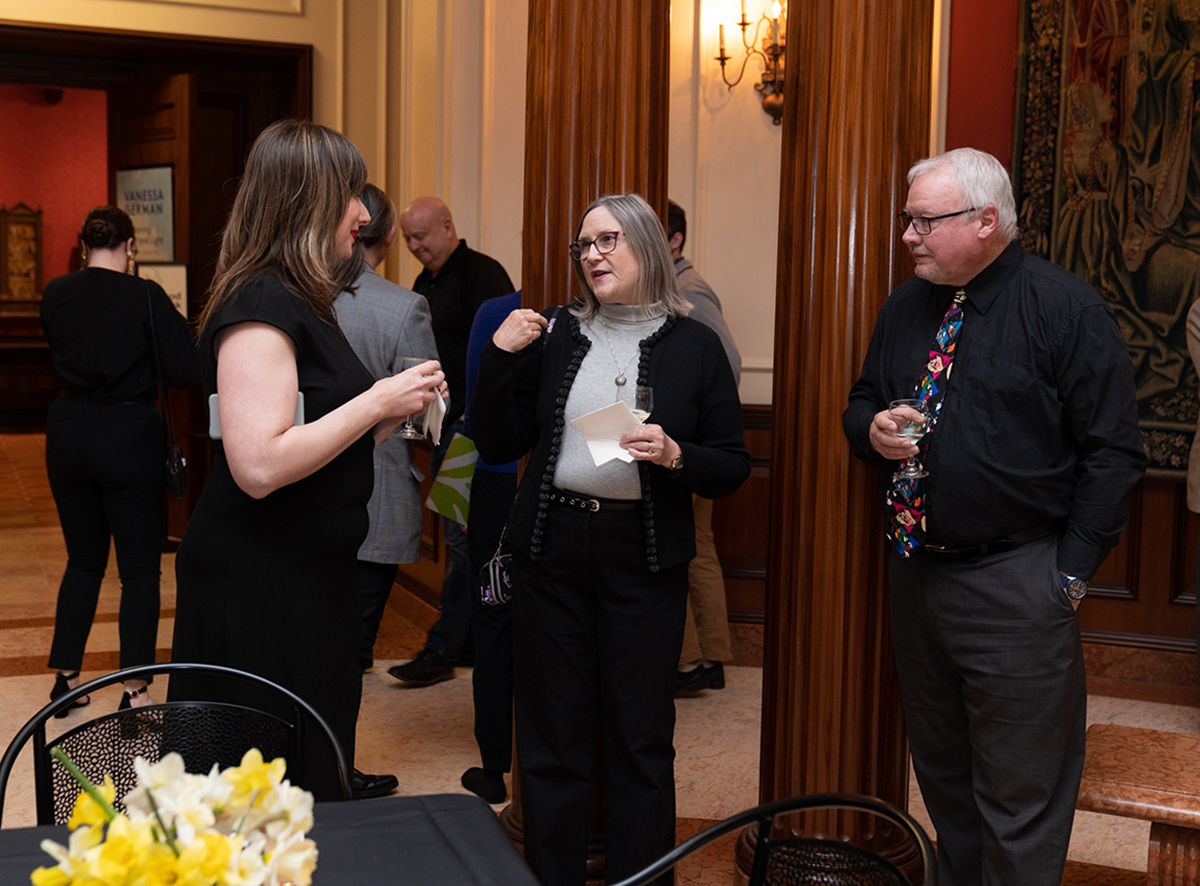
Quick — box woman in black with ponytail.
[41,206,199,714]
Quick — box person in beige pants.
[668,201,740,694]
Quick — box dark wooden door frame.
[0,19,311,115]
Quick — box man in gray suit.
[333,184,439,798]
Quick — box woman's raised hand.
[493,309,549,353]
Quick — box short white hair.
[908,148,1018,243]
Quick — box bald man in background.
[388,197,515,688]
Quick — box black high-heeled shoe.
[118,685,148,711]
[49,672,90,719]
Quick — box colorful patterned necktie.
[886,289,967,556]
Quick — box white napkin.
[423,391,450,446]
[569,401,645,466]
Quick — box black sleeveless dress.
[170,272,374,798]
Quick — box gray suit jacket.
[334,267,439,564]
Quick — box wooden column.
[520,0,670,313]
[746,0,935,875]
[505,1,671,877]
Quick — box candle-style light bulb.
[719,24,726,56]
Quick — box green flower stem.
[145,788,180,857]
[49,747,117,821]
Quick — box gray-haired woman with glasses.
[471,193,750,886]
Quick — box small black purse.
[479,530,513,607]
[147,283,187,500]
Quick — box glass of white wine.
[889,398,930,480]
[632,386,653,422]
[393,356,427,440]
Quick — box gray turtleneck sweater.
[552,304,666,498]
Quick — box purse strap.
[146,282,179,451]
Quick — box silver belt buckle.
[587,498,601,512]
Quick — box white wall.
[670,0,781,405]
[391,0,527,290]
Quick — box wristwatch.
[669,453,684,473]
[1059,572,1088,601]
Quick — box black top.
[41,267,199,399]
[473,308,750,571]
[843,242,1147,578]
[413,240,514,423]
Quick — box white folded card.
[570,401,645,466]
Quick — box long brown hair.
[198,119,368,332]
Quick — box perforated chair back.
[0,663,351,826]
[609,793,936,886]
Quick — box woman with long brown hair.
[169,119,444,800]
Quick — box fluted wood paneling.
[762,0,934,827]
[521,0,670,313]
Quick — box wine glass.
[632,386,654,422]
[889,398,930,480]
[393,356,427,440]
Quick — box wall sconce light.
[716,1,787,125]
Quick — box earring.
[127,251,135,275]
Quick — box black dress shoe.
[50,672,89,719]
[703,661,726,690]
[352,769,399,800]
[387,649,454,686]
[461,767,507,804]
[675,666,710,696]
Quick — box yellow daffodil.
[33,748,316,886]
[68,774,117,829]
[94,814,157,884]
[222,750,286,809]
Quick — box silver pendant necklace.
[596,320,638,387]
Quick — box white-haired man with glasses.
[844,148,1145,886]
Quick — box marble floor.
[0,432,1193,885]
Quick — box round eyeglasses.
[896,208,977,236]
[569,231,623,262]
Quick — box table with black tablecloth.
[0,794,538,886]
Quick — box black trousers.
[466,468,518,773]
[512,500,688,886]
[45,398,165,672]
[889,536,1086,886]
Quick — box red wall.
[944,0,1021,168]
[0,85,107,287]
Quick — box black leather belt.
[548,488,641,512]
[923,524,1058,560]
[59,389,153,407]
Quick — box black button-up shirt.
[843,242,1147,578]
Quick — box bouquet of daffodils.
[31,747,317,886]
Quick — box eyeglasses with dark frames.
[896,208,978,236]
[569,231,623,262]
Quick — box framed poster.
[116,166,174,262]
[139,262,188,318]
[0,203,43,315]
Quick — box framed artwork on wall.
[0,203,43,315]
[1013,0,1200,477]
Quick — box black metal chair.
[609,793,937,886]
[0,662,351,826]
